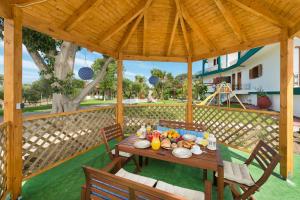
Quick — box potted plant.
[257,88,272,109]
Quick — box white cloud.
[75,57,94,67]
[124,71,136,80]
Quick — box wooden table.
[116,135,224,200]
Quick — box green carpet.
[21,143,299,200]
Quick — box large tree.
[0,18,113,113]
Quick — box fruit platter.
[135,125,211,159]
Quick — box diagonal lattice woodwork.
[193,105,279,152]
[23,107,116,177]
[124,104,186,135]
[0,122,9,200]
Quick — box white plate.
[183,134,197,142]
[133,140,150,149]
[172,148,192,158]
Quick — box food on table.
[182,134,197,142]
[177,141,183,148]
[151,133,161,150]
[147,130,160,142]
[161,138,171,149]
[204,132,209,139]
[200,139,209,147]
[167,129,180,140]
[182,141,195,149]
[171,143,178,149]
[160,131,168,139]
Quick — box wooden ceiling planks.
[2,0,299,62]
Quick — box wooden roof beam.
[60,0,103,32]
[10,0,48,7]
[289,20,300,38]
[0,0,12,18]
[167,12,179,56]
[214,0,247,43]
[180,6,217,52]
[98,0,153,44]
[227,0,290,28]
[143,9,148,55]
[174,0,191,57]
[117,13,144,52]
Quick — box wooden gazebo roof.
[1,0,300,62]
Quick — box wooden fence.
[193,105,280,152]
[0,122,9,200]
[0,103,280,185]
[22,106,116,178]
[123,104,186,135]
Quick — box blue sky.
[0,40,202,84]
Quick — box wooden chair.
[100,123,140,172]
[159,119,206,132]
[222,140,281,200]
[82,158,212,200]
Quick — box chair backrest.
[159,119,206,132]
[100,124,123,159]
[82,166,186,200]
[242,140,281,198]
[102,123,123,141]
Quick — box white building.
[198,38,300,117]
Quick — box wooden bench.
[82,158,212,200]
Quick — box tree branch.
[26,47,48,71]
[73,56,114,103]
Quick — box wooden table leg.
[203,169,207,180]
[139,156,143,168]
[217,165,224,200]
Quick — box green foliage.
[92,58,117,99]
[194,79,208,100]
[257,87,267,97]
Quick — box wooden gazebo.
[1,0,299,199]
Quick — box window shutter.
[249,69,253,79]
[258,64,263,77]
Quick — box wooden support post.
[279,28,294,179]
[3,7,23,200]
[116,56,124,126]
[186,57,193,123]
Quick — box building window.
[213,58,218,66]
[249,64,262,79]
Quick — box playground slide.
[198,90,219,105]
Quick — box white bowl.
[133,140,150,149]
[183,134,197,142]
[172,147,192,158]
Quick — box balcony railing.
[231,83,251,90]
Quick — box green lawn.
[21,142,300,200]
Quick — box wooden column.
[3,7,23,199]
[186,57,193,123]
[116,57,124,126]
[279,28,294,178]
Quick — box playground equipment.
[198,82,246,109]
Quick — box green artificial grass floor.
[21,143,300,200]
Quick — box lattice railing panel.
[23,106,116,177]
[124,104,186,135]
[0,122,9,200]
[193,105,279,152]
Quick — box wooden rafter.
[174,0,191,56]
[167,12,179,56]
[289,20,300,38]
[10,0,47,7]
[117,13,144,52]
[60,0,103,32]
[214,0,247,43]
[180,6,217,52]
[143,9,148,55]
[98,0,153,44]
[227,0,289,28]
[0,0,12,18]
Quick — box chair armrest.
[205,180,212,200]
[101,157,122,172]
